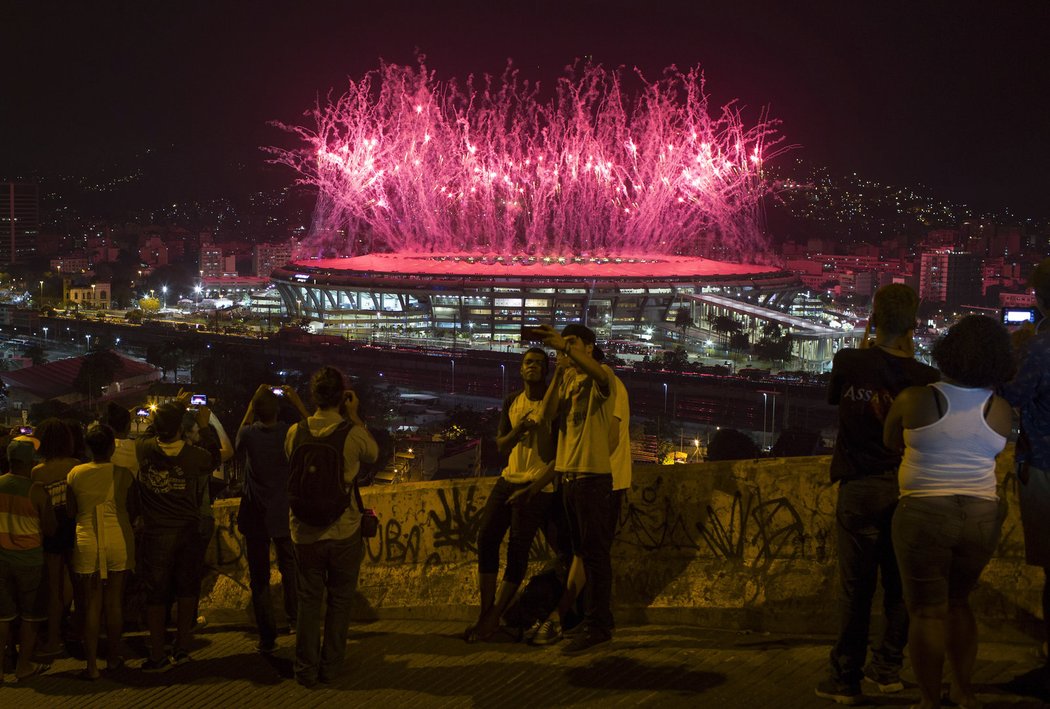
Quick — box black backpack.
[287,420,353,527]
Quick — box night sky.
[5,1,1049,217]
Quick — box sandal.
[15,662,51,681]
[77,669,101,681]
[107,656,125,671]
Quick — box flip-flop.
[77,669,101,681]
[15,662,51,681]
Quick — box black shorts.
[141,525,201,604]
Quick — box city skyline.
[5,1,1050,221]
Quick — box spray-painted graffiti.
[429,485,484,554]
[618,477,702,551]
[365,518,424,564]
[698,490,805,570]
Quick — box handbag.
[352,476,379,538]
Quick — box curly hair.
[871,284,919,336]
[311,366,346,409]
[932,314,1014,387]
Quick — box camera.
[1002,307,1038,327]
[189,393,208,407]
[135,408,150,417]
[18,426,33,436]
[271,386,284,397]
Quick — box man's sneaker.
[257,639,277,655]
[141,655,175,673]
[815,678,863,705]
[172,649,192,666]
[561,627,611,654]
[523,620,543,642]
[862,665,904,693]
[529,618,562,646]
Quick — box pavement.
[3,620,1050,707]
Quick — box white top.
[610,376,632,491]
[555,365,617,475]
[501,392,553,488]
[898,382,1006,500]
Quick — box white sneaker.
[529,619,562,646]
[523,620,543,642]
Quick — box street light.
[499,363,505,400]
[42,326,48,342]
[451,359,456,394]
[85,334,92,351]
[662,382,668,415]
[39,280,44,304]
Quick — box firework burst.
[269,59,785,260]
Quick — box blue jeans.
[829,475,908,684]
[294,531,363,682]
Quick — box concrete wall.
[201,449,1041,638]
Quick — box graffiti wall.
[201,449,1041,635]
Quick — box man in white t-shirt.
[528,323,620,653]
[466,347,555,642]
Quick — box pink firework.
[269,59,785,260]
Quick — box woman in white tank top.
[883,315,1014,709]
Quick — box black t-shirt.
[828,347,939,482]
[135,437,214,532]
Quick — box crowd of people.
[0,258,1047,701]
[816,257,1050,709]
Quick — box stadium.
[270,253,798,343]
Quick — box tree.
[23,344,47,366]
[661,346,689,372]
[710,314,743,346]
[146,341,181,380]
[73,349,122,399]
[706,428,760,461]
[729,332,751,353]
[125,309,144,324]
[139,297,161,314]
[674,308,693,341]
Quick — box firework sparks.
[269,59,785,260]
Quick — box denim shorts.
[891,495,1002,608]
[0,560,47,622]
[141,526,202,604]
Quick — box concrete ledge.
[200,448,1040,639]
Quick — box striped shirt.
[0,474,44,566]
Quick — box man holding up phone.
[284,366,377,687]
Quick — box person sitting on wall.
[466,348,555,642]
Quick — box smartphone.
[1002,307,1038,327]
[520,325,545,342]
[189,393,208,407]
[271,386,285,397]
[18,426,34,435]
[135,408,150,417]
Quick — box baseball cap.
[7,437,38,467]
